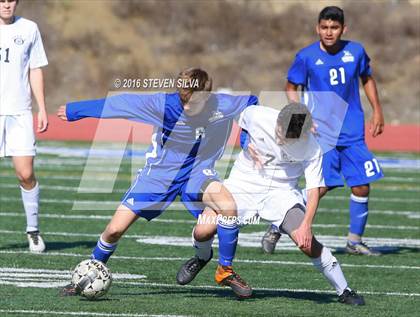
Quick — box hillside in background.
[18,0,420,124]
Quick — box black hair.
[318,6,344,25]
[277,102,312,139]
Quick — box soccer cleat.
[261,225,281,254]
[215,265,252,298]
[59,283,79,297]
[346,241,380,256]
[27,231,46,253]
[338,289,365,305]
[176,250,213,285]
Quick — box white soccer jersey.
[235,105,324,190]
[0,16,48,115]
[224,106,325,224]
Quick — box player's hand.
[37,109,49,133]
[57,105,68,121]
[247,143,264,170]
[310,122,319,137]
[294,223,313,250]
[369,110,384,137]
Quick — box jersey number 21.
[329,67,345,85]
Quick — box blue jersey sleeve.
[359,48,372,77]
[230,94,259,118]
[66,93,165,126]
[287,54,307,86]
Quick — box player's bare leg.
[346,184,379,256]
[261,186,329,254]
[13,156,45,253]
[176,207,217,285]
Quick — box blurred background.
[18,0,419,124]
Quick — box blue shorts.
[121,166,219,221]
[323,143,384,188]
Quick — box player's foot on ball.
[346,241,380,256]
[27,231,46,253]
[215,265,252,299]
[59,283,79,297]
[261,225,281,254]
[338,289,365,305]
[176,250,213,285]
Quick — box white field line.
[1,172,419,185]
[1,212,419,231]
[0,250,418,270]
[1,195,420,206]
[1,182,419,193]
[0,309,188,317]
[0,267,146,280]
[0,229,419,251]
[0,280,418,298]
[1,197,419,216]
[116,281,420,297]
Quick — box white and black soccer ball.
[71,259,112,300]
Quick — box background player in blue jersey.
[261,6,385,256]
[58,68,257,298]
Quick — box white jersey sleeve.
[237,105,258,131]
[303,152,325,190]
[29,24,48,69]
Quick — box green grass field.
[0,141,419,317]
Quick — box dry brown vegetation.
[18,0,419,123]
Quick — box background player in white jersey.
[177,103,365,305]
[262,6,385,256]
[0,0,48,252]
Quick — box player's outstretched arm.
[57,93,164,124]
[362,75,384,137]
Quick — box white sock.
[21,182,40,233]
[192,229,213,261]
[311,247,349,295]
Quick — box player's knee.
[351,185,369,197]
[104,224,124,242]
[319,187,328,197]
[194,224,216,242]
[16,169,35,186]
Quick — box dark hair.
[318,6,344,25]
[277,102,312,139]
[177,67,212,104]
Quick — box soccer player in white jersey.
[176,103,365,305]
[0,0,48,252]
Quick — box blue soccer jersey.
[287,40,372,146]
[66,92,258,219]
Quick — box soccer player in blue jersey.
[58,68,257,298]
[261,6,385,256]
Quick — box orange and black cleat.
[215,265,252,299]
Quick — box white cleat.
[27,231,46,253]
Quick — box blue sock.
[217,217,239,266]
[91,235,118,264]
[349,194,369,238]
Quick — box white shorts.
[0,112,36,157]
[224,167,304,226]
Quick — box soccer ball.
[71,259,112,300]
